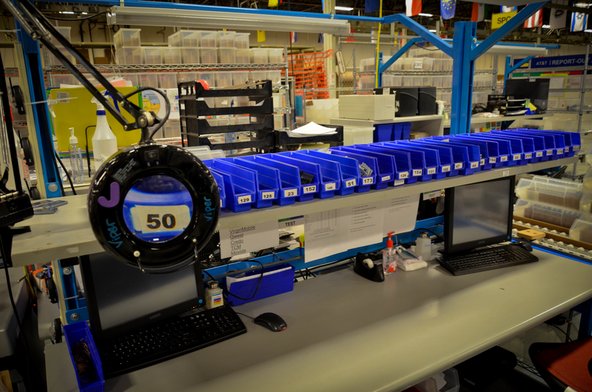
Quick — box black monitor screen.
[444,177,515,254]
[81,252,203,338]
[504,78,550,111]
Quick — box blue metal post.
[383,14,452,56]
[449,22,476,135]
[378,37,424,77]
[503,55,533,91]
[15,24,62,198]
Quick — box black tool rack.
[178,80,275,152]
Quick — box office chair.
[529,337,592,392]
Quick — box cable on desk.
[203,260,266,302]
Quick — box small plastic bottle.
[383,231,397,274]
[415,232,432,261]
[68,127,84,183]
[91,101,118,171]
[205,281,224,309]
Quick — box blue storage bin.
[401,122,412,140]
[206,159,274,209]
[265,154,323,201]
[454,136,499,170]
[240,155,301,204]
[447,138,492,171]
[470,133,523,167]
[420,139,473,175]
[329,149,378,190]
[333,146,396,188]
[381,142,433,181]
[374,123,393,142]
[356,144,413,184]
[539,130,573,157]
[225,264,295,306]
[392,124,403,140]
[204,160,256,212]
[211,171,227,209]
[64,322,105,392]
[285,151,342,196]
[414,141,458,177]
[303,150,361,195]
[510,129,555,161]
[490,131,534,165]
[396,141,446,179]
[566,131,582,154]
[229,158,285,207]
[499,130,546,162]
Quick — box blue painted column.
[449,22,476,135]
[16,25,62,198]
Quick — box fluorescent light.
[418,13,433,17]
[107,6,351,35]
[59,11,75,15]
[429,29,437,33]
[81,11,89,15]
[585,29,592,33]
[335,6,354,11]
[486,45,548,56]
[542,24,550,29]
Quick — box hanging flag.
[405,0,421,16]
[491,10,517,30]
[500,6,516,13]
[257,30,266,42]
[268,0,278,7]
[550,0,568,29]
[471,3,484,22]
[570,6,589,32]
[524,9,543,29]
[365,0,379,13]
[290,32,298,44]
[440,0,456,20]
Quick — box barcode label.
[427,167,436,175]
[501,156,509,162]
[303,185,317,194]
[284,189,298,198]
[362,177,374,185]
[489,157,497,164]
[442,165,451,173]
[325,183,336,191]
[513,154,522,161]
[535,151,543,158]
[399,172,409,179]
[261,192,275,200]
[394,180,405,186]
[345,179,357,188]
[454,162,463,169]
[470,162,479,169]
[238,195,252,205]
[412,169,423,177]
[381,175,391,182]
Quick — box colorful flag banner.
[500,6,517,13]
[268,0,278,7]
[571,7,589,32]
[290,32,298,44]
[524,9,543,29]
[405,0,422,16]
[441,0,456,20]
[471,3,484,22]
[549,0,568,29]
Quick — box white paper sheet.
[382,194,420,234]
[304,210,345,262]
[288,121,337,137]
[219,220,279,259]
[339,202,384,249]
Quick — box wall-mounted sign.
[491,11,517,30]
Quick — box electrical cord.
[84,125,95,178]
[122,87,171,142]
[43,11,108,22]
[54,151,77,195]
[203,260,266,302]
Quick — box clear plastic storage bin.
[250,48,269,64]
[161,47,182,64]
[200,48,218,64]
[138,73,159,88]
[268,48,284,64]
[142,47,163,64]
[236,48,251,64]
[514,199,582,228]
[267,71,282,84]
[44,26,75,66]
[181,48,200,64]
[235,33,250,49]
[116,47,142,65]
[168,31,200,47]
[177,72,197,83]
[233,71,250,86]
[114,28,141,48]
[218,48,237,64]
[158,73,178,89]
[249,71,268,83]
[516,176,582,210]
[215,72,234,88]
[570,218,592,243]
[218,31,236,48]
[200,31,218,47]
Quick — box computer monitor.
[504,78,550,112]
[444,176,515,254]
[80,252,204,340]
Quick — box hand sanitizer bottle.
[383,232,397,274]
[68,127,84,183]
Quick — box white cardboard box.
[338,94,395,121]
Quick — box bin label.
[399,172,409,179]
[237,195,252,205]
[442,165,451,173]
[262,192,275,200]
[381,175,391,182]
[470,161,479,169]
[535,151,543,158]
[454,162,463,170]
[489,157,497,164]
[362,177,374,185]
[284,189,298,198]
[524,153,532,159]
[546,149,554,156]
[513,154,522,161]
[500,155,508,162]
[479,159,485,166]
[556,148,564,154]
[303,185,317,194]
[427,167,436,175]
[412,169,423,177]
[394,180,405,186]
[345,179,357,188]
[325,183,336,191]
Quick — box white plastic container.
[516,176,582,210]
[168,31,200,47]
[161,47,182,64]
[514,199,582,228]
[268,48,284,64]
[570,218,592,243]
[177,72,197,83]
[215,72,233,88]
[250,48,269,64]
[267,71,282,85]
[91,102,118,171]
[218,48,237,64]
[115,47,142,65]
[200,31,218,47]
[343,126,374,146]
[249,71,267,83]
[114,28,141,48]
[200,48,218,64]
[158,73,178,89]
[138,73,159,88]
[218,31,236,48]
[181,48,200,64]
[235,33,250,49]
[142,47,163,65]
[236,48,251,64]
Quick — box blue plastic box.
[329,149,378,190]
[266,154,323,201]
[396,141,446,179]
[454,136,498,170]
[379,143,432,181]
[225,264,295,306]
[240,155,301,204]
[333,146,396,188]
[304,150,361,195]
[290,151,342,198]
[211,171,227,210]
[356,144,413,184]
[374,123,393,142]
[64,322,105,392]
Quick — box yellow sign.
[491,11,517,29]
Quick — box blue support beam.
[378,37,424,78]
[449,22,476,135]
[15,23,62,198]
[383,14,452,57]
[504,55,533,90]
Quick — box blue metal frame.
[377,37,424,87]
[15,22,62,198]
[450,22,476,136]
[504,55,533,91]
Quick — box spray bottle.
[91,98,118,171]
[68,127,84,183]
[415,232,432,261]
[383,231,397,274]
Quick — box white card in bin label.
[500,156,508,162]
[513,154,521,161]
[546,150,554,156]
[412,169,423,177]
[489,157,497,164]
[131,205,190,234]
[470,162,479,169]
[362,177,374,185]
[454,163,463,169]
[381,175,391,182]
[394,180,405,186]
[525,153,532,159]
[399,172,409,179]
[303,185,317,194]
[325,183,336,191]
[237,195,252,205]
[427,168,436,175]
[345,179,357,188]
[536,151,543,157]
[261,192,275,200]
[479,159,485,166]
[442,165,451,173]
[283,189,298,198]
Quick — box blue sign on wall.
[530,55,592,69]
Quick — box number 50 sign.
[130,205,191,234]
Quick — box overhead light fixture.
[107,6,351,35]
[59,10,75,15]
[486,45,548,56]
[335,6,354,11]
[418,13,433,17]
[542,24,551,29]
[429,29,437,33]
[585,29,592,33]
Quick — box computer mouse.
[254,312,287,332]
[517,241,533,252]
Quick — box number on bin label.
[381,175,391,182]
[132,205,190,234]
[412,169,423,177]
[501,156,509,162]
[284,189,298,198]
[325,183,336,191]
[536,151,543,158]
[399,172,409,179]
[442,165,451,173]
[513,154,521,161]
[262,192,275,200]
[362,177,373,185]
[525,153,532,159]
[489,157,497,164]
[303,185,317,194]
[427,167,436,175]
[454,162,463,170]
[394,180,405,186]
[479,159,485,166]
[470,162,479,169]
[238,195,252,205]
[564,147,570,153]
[345,179,357,188]
[546,150,554,156]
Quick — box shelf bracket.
[503,55,533,91]
[378,37,424,87]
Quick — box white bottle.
[68,127,84,183]
[415,232,432,261]
[91,102,118,171]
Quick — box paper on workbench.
[219,220,279,259]
[304,210,347,262]
[339,202,384,250]
[382,194,420,234]
[288,121,337,137]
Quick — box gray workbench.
[46,250,592,392]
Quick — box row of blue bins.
[202,129,581,213]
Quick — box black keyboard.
[439,244,538,276]
[100,306,247,377]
